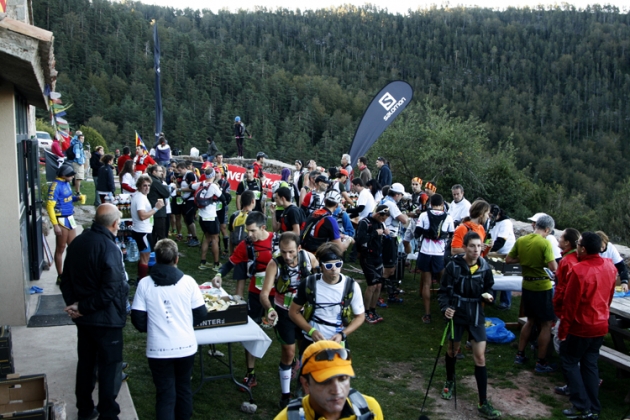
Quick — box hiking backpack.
[273,250,311,294]
[300,210,332,253]
[229,210,248,248]
[64,140,77,161]
[301,273,356,327]
[193,183,219,208]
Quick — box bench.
[599,345,630,372]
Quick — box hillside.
[32,0,630,241]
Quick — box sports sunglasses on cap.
[303,348,352,367]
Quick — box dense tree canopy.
[33,0,630,241]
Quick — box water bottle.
[298,408,305,420]
[127,238,140,262]
[121,239,127,261]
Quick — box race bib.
[253,191,261,200]
[255,272,265,290]
[67,215,77,229]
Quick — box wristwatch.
[340,332,347,341]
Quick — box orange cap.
[411,177,423,185]
[301,340,355,383]
[425,181,437,193]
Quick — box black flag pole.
[153,21,163,147]
[348,80,413,161]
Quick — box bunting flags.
[153,22,163,147]
[135,131,148,154]
[47,90,74,150]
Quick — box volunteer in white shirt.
[449,184,471,226]
[131,174,164,281]
[131,239,206,420]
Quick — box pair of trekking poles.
[420,318,456,417]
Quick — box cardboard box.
[0,374,47,420]
[194,302,248,330]
[0,362,13,379]
[503,264,522,276]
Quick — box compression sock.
[475,365,488,405]
[279,363,292,394]
[223,237,229,250]
[138,263,149,280]
[445,353,456,382]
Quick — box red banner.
[226,164,281,197]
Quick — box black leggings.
[236,137,244,156]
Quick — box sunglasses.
[322,261,343,270]
[303,348,352,368]
[376,208,390,215]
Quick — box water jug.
[127,238,140,262]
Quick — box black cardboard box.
[194,302,248,330]
[0,374,48,420]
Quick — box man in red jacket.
[558,231,616,420]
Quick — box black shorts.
[131,231,152,253]
[274,307,302,345]
[247,292,264,324]
[417,253,445,274]
[382,237,398,268]
[359,258,383,286]
[171,200,184,215]
[183,200,197,226]
[452,322,487,343]
[522,289,556,322]
[217,208,227,225]
[200,219,219,235]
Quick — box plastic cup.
[80,194,86,204]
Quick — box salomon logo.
[379,92,396,111]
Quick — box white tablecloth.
[194,317,272,358]
[492,275,523,292]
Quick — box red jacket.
[558,254,616,340]
[552,249,579,318]
[117,154,132,174]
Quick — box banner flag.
[347,80,413,162]
[153,22,163,147]
[135,131,148,154]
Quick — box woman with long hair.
[120,160,136,193]
[96,154,116,204]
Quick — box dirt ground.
[379,362,566,419]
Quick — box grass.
[72,180,630,420]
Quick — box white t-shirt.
[121,173,136,191]
[418,210,455,256]
[489,219,516,254]
[600,243,623,265]
[132,273,205,359]
[356,188,375,220]
[380,196,403,237]
[131,192,153,233]
[547,234,562,259]
[449,198,471,223]
[301,274,364,341]
[374,191,383,203]
[191,181,222,221]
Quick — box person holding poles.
[438,231,501,419]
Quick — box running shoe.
[388,295,404,304]
[535,362,556,373]
[514,354,529,365]
[422,314,431,324]
[478,400,502,419]
[376,298,388,308]
[213,263,221,272]
[372,311,384,323]
[241,373,257,390]
[441,380,454,400]
[187,238,200,247]
[198,262,213,270]
[365,312,379,324]
[175,234,183,241]
[562,407,591,419]
[555,385,570,396]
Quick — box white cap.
[324,190,342,204]
[390,183,405,194]
[527,212,548,222]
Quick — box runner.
[275,187,304,235]
[300,175,328,217]
[191,168,223,271]
[236,166,263,213]
[356,205,390,324]
[301,190,354,254]
[438,231,501,419]
[214,168,231,258]
[175,162,200,246]
[47,163,83,285]
[260,232,319,408]
[211,211,278,390]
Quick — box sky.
[135,0,628,14]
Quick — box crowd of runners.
[48,127,629,420]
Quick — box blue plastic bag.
[485,317,516,344]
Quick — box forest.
[32,0,630,242]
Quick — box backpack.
[301,273,356,327]
[304,191,323,216]
[286,389,374,420]
[241,178,262,195]
[274,250,311,294]
[444,223,471,264]
[218,179,232,205]
[65,139,77,161]
[300,209,332,253]
[229,210,248,248]
[193,183,219,208]
[423,211,449,240]
[245,233,279,278]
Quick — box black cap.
[315,175,330,184]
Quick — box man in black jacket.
[147,164,171,245]
[60,203,130,420]
[437,231,501,419]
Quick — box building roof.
[0,13,56,109]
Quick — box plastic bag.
[485,317,516,344]
[190,147,199,157]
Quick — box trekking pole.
[420,320,451,414]
[450,318,457,410]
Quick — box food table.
[609,296,630,354]
[492,275,523,292]
[193,317,272,403]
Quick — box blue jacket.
[333,207,355,237]
[71,136,85,164]
[376,164,392,187]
